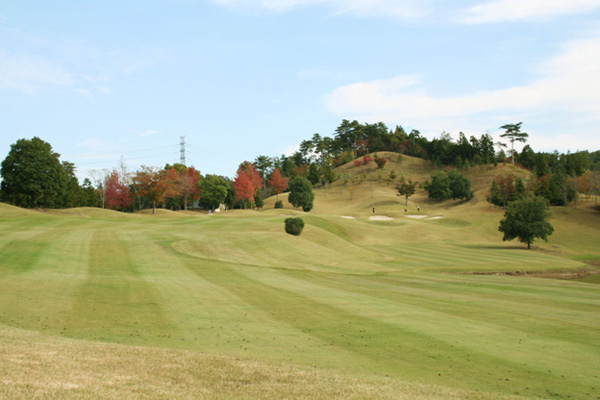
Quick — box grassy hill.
[1,157,599,399]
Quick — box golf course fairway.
[0,194,599,399]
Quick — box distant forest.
[259,119,599,178]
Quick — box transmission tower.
[180,136,186,166]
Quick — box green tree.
[288,177,314,212]
[448,170,474,200]
[424,172,451,200]
[199,174,228,211]
[1,137,68,208]
[254,189,264,209]
[62,161,85,208]
[500,122,528,164]
[396,175,417,206]
[307,163,320,185]
[499,196,554,249]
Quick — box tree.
[487,174,526,208]
[288,177,314,212]
[233,163,262,209]
[254,190,264,209]
[268,167,288,200]
[105,170,132,211]
[448,170,474,200]
[500,122,528,164]
[1,137,68,208]
[133,166,180,214]
[79,178,99,207]
[499,196,554,249]
[396,175,417,206]
[307,163,320,185]
[179,167,201,210]
[424,172,451,200]
[253,155,273,188]
[199,174,228,211]
[90,169,110,208]
[424,170,473,201]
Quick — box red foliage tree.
[268,167,288,200]
[179,167,201,210]
[105,170,132,211]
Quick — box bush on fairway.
[285,217,304,236]
[274,200,283,208]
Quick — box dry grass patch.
[0,326,531,400]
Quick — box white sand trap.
[428,216,443,220]
[369,216,394,221]
[341,216,356,219]
[406,215,427,219]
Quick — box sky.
[1,0,600,180]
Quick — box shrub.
[353,160,362,167]
[284,217,305,236]
[362,155,372,165]
[274,200,283,209]
[374,155,387,169]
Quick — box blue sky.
[1,0,600,180]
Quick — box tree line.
[2,120,599,211]
[0,137,315,213]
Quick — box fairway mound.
[137,208,179,216]
[43,207,131,219]
[369,215,394,221]
[0,202,37,217]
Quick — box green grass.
[1,164,600,399]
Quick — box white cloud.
[138,130,159,138]
[327,35,600,118]
[0,51,74,93]
[462,0,600,24]
[74,88,92,98]
[325,33,600,151]
[213,0,430,19]
[282,143,300,156]
[76,138,105,148]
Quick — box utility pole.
[180,136,186,166]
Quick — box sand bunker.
[369,216,394,221]
[406,215,427,219]
[341,216,356,219]
[428,216,443,220]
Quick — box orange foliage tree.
[133,166,181,214]
[178,166,201,210]
[233,162,262,209]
